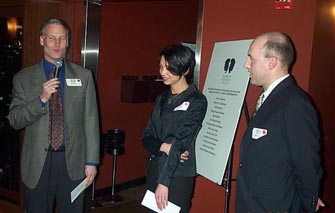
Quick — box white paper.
[141,190,180,213]
[71,178,87,203]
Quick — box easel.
[223,99,250,213]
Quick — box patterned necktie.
[252,92,265,117]
[48,65,64,150]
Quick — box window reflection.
[0,17,22,192]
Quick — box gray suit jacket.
[8,61,100,189]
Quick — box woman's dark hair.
[159,44,195,83]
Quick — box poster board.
[196,39,252,184]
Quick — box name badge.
[174,101,190,111]
[252,127,267,139]
[66,79,82,86]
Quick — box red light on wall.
[274,0,293,10]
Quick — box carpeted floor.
[86,184,148,213]
[0,184,149,213]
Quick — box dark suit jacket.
[8,61,100,189]
[235,76,322,213]
[142,84,207,187]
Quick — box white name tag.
[66,79,82,86]
[252,127,267,139]
[174,101,190,111]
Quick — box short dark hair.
[159,44,195,82]
[262,32,295,70]
[40,18,70,39]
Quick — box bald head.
[255,32,294,71]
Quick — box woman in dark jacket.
[141,44,207,212]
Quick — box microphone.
[53,59,63,78]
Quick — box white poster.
[196,39,252,184]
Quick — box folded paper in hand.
[71,178,87,203]
[141,190,180,213]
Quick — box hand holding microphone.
[53,59,63,78]
[40,59,63,103]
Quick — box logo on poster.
[224,58,236,73]
[221,58,236,85]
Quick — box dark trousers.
[23,151,84,213]
[146,157,195,213]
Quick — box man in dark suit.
[235,32,323,212]
[8,18,99,212]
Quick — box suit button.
[239,163,243,168]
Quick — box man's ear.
[40,36,44,46]
[268,56,278,70]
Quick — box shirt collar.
[263,74,289,101]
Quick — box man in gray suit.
[8,18,99,212]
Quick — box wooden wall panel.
[0,1,24,17]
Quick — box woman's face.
[159,56,182,87]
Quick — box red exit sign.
[274,0,293,10]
